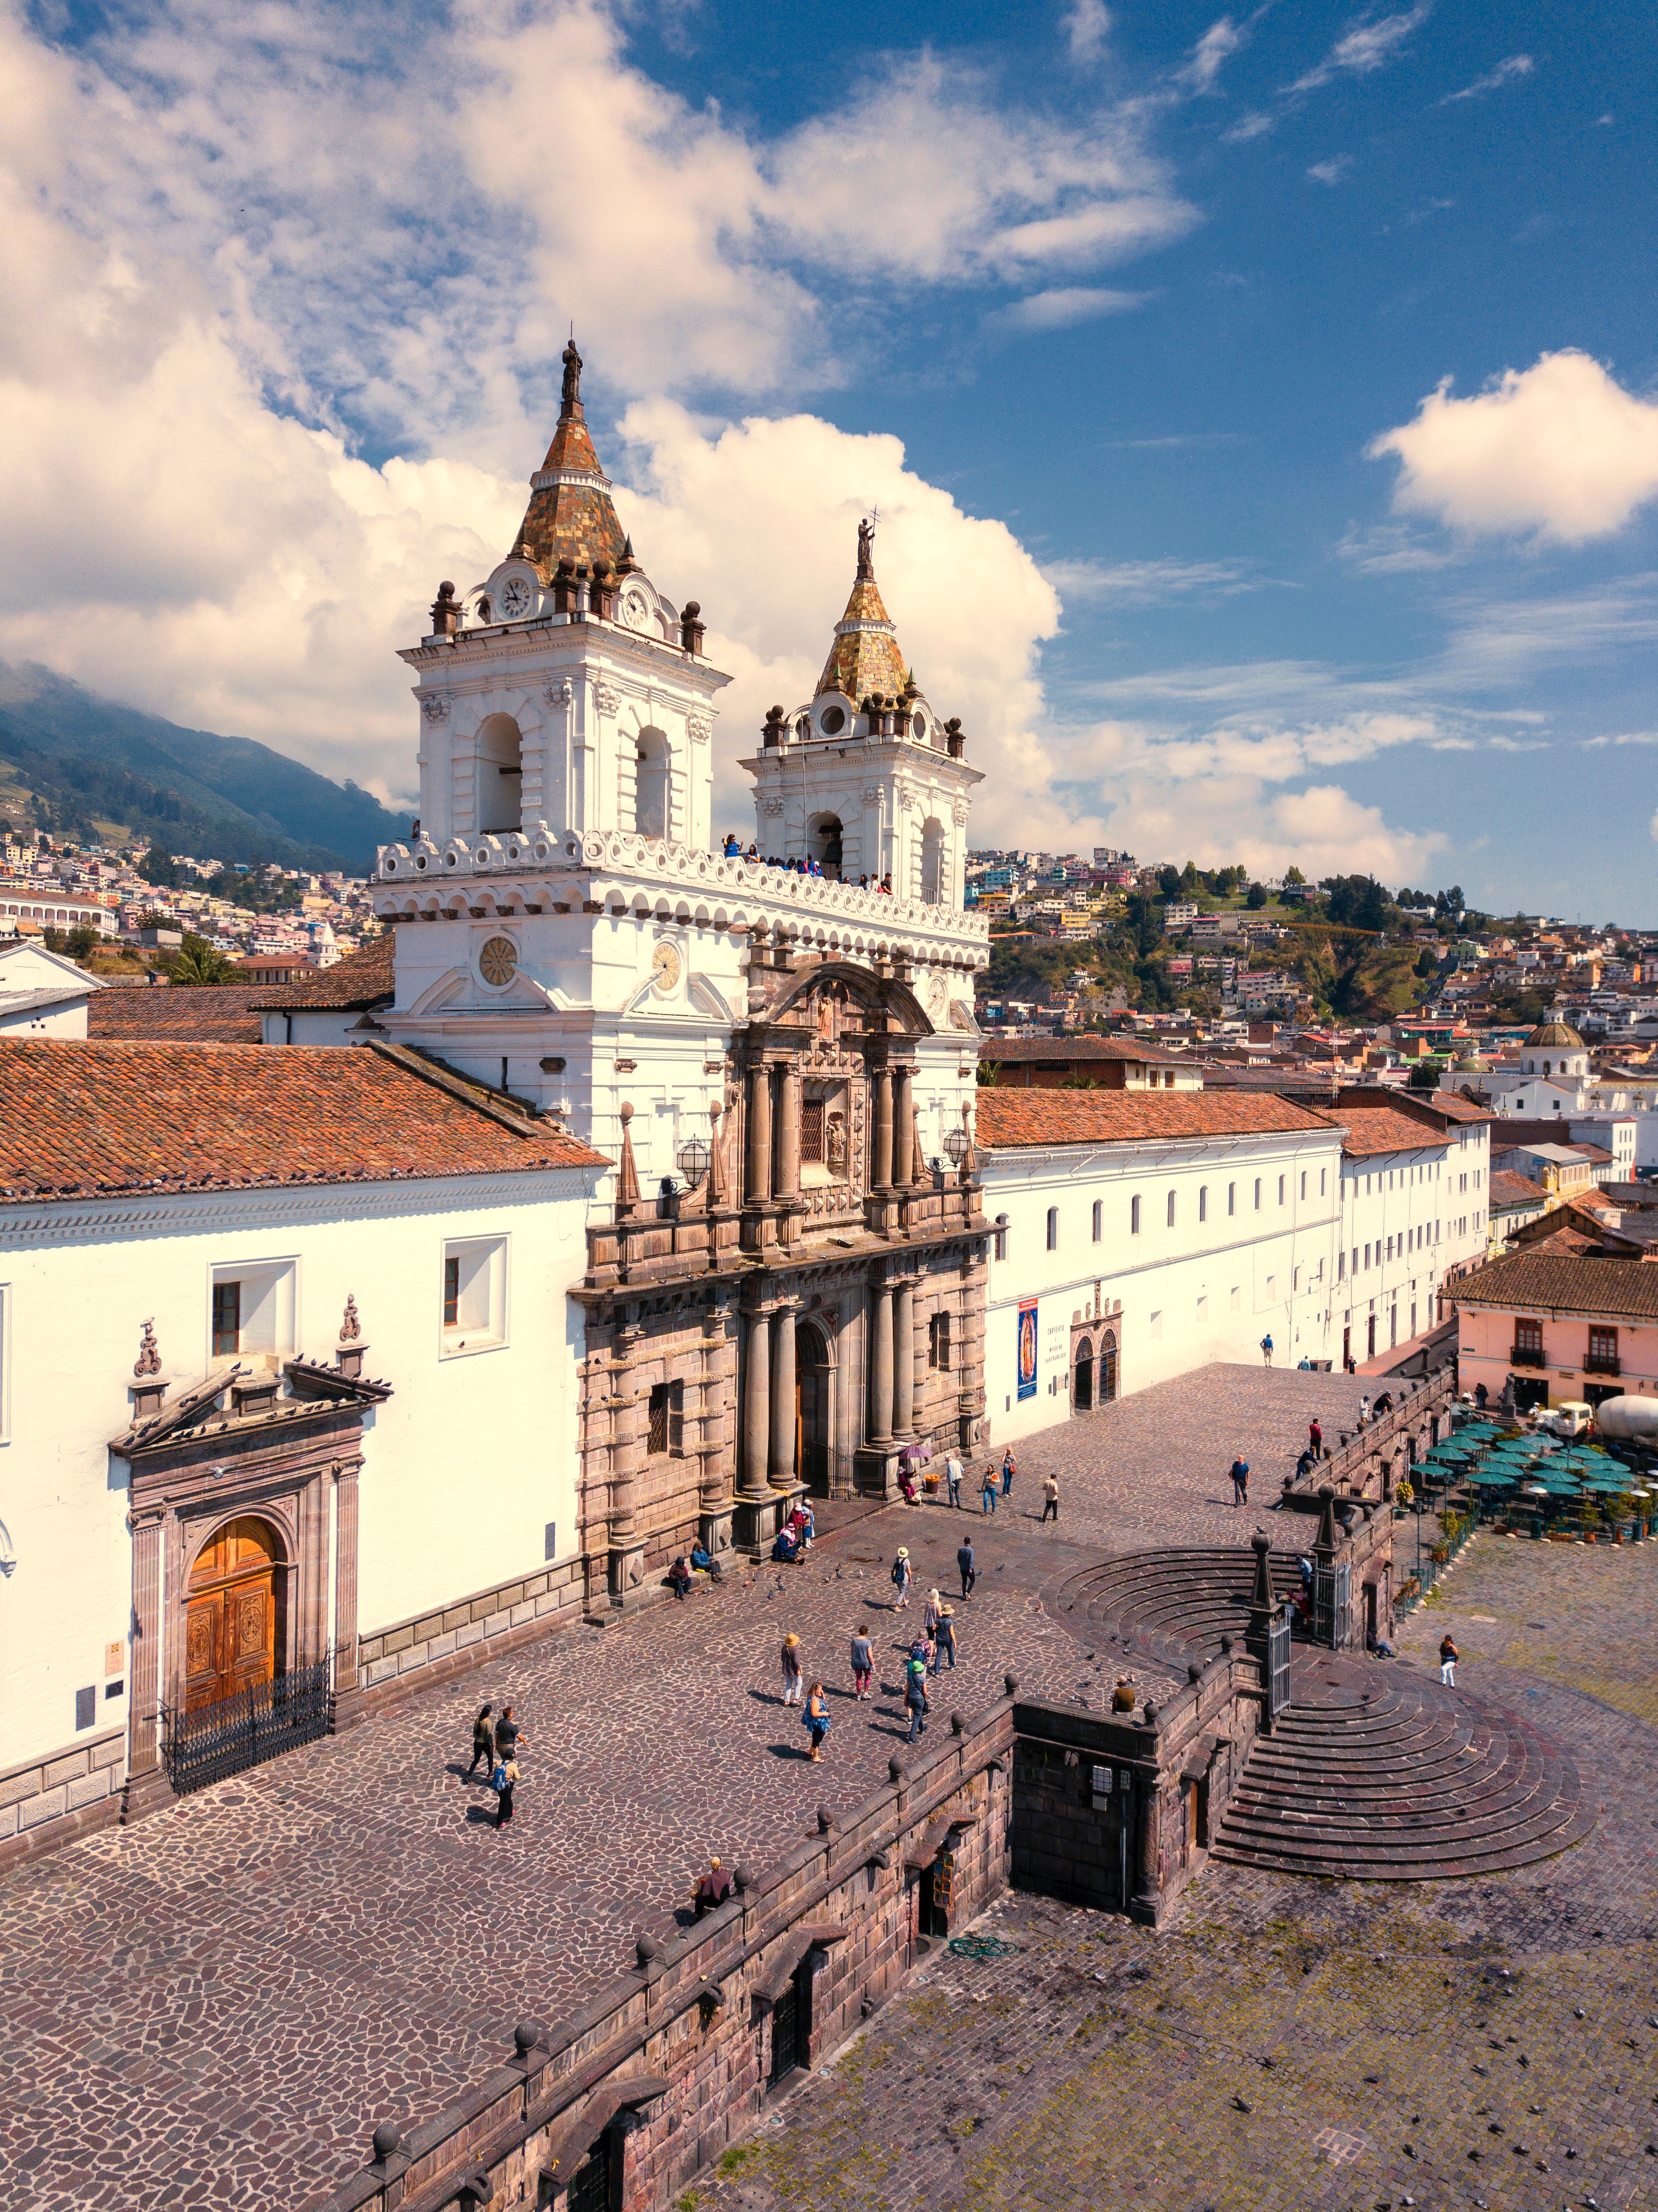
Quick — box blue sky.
[2,0,1655,914]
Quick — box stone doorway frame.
[1069,1293,1123,1414]
[794,1315,836,1496]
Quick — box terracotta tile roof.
[1307,1103,1452,1157]
[1449,1250,1658,1321]
[250,935,394,1012]
[511,344,628,582]
[1488,1168,1548,1211]
[0,1038,606,1203]
[980,1035,1181,1066]
[975,1089,1334,1149]
[1415,1091,1496,1124]
[87,986,267,1044]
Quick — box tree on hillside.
[1245,881,1268,910]
[1320,874,1388,932]
[139,845,180,889]
[1284,865,1306,885]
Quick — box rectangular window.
[1299,1171,1306,1200]
[441,1235,509,1356]
[1588,1325,1618,1371]
[1253,1179,1262,1210]
[1514,1317,1543,1354]
[994,1218,1009,1261]
[1198,1185,1207,1223]
[1131,1195,1141,1235]
[1278,1175,1285,1205]
[1166,1190,1176,1228]
[1227,1182,1236,1216]
[212,1279,241,1357]
[1338,1250,1345,1281]
[1046,1206,1059,1251]
[648,1379,684,1456]
[1092,1199,1102,1243]
[1320,1169,1327,1196]
[930,1312,953,1370]
[800,1098,825,1164]
[1363,1243,1370,1269]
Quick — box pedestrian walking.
[945,1451,964,1507]
[1001,1447,1016,1498]
[891,1547,912,1608]
[804,1682,830,1763]
[1229,1457,1250,1507]
[903,1650,929,1742]
[924,1588,943,1638]
[957,1537,976,1598]
[849,1624,874,1701]
[980,1465,998,1515]
[1439,1633,1459,1688]
[464,1702,494,1780]
[934,1606,958,1671]
[1260,1333,1273,1367]
[1041,1473,1059,1523]
[1358,1394,1370,1428]
[493,1753,519,1829]
[1309,1418,1323,1459]
[781,1631,804,1705]
[493,1704,523,1759]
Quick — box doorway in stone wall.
[796,1321,833,1494]
[184,1517,283,1712]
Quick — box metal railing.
[161,1661,331,1795]
[1509,1343,1546,1368]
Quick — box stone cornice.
[0,1167,598,1250]
[397,619,729,694]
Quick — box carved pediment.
[766,960,934,1042]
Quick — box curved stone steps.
[1051,1547,1304,1670]
[1212,1666,1592,1880]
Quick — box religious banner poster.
[1017,1297,1038,1401]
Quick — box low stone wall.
[356,1554,590,1702]
[0,1725,126,1875]
[1283,1367,1456,1512]
[301,1693,1018,2212]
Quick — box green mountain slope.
[0,662,411,873]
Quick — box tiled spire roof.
[816,518,910,704]
[511,339,629,581]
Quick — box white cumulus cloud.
[1370,351,1658,543]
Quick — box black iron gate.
[1267,1610,1293,1718]
[566,2129,611,2212]
[1313,1561,1352,1651]
[162,1662,331,1794]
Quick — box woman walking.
[891,1547,913,1609]
[804,1682,830,1762]
[781,1631,805,1705]
[1001,1447,1016,1499]
[464,1703,494,1780]
[494,1751,519,1830]
[933,1605,957,1672]
[924,1588,943,1640]
[849,1624,874,1701]
[980,1465,998,1515]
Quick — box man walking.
[1309,1417,1322,1460]
[1439,1632,1459,1688]
[957,1537,976,1599]
[1229,1457,1250,1508]
[945,1450,963,1507]
[1041,1473,1059,1524]
[1260,1333,1273,1367]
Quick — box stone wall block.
[0,1765,43,1811]
[19,1786,67,1831]
[66,1769,112,1812]
[43,1750,87,1790]
[91,1735,126,1771]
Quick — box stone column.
[893,1066,914,1185]
[698,1299,736,1555]
[743,1310,772,1496]
[608,1323,647,1606]
[331,1460,365,1730]
[869,1281,894,1442]
[745,1064,773,1206]
[893,1278,915,1437]
[873,1068,894,1188]
[776,1066,801,1198]
[122,1506,175,1822]
[1132,1772,1163,1923]
[770,1305,798,1491]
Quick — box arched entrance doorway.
[1074,1337,1094,1411]
[795,1322,833,1494]
[1101,1329,1118,1403]
[184,1517,283,1712]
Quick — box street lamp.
[676,1135,711,1189]
[943,1127,969,1168]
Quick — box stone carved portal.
[795,1320,835,1494]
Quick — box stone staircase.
[1049,1545,1303,1671]
[1210,1658,1594,1880]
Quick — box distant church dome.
[1523,1018,1585,1049]
[1452,1054,1492,1073]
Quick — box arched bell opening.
[475,713,524,834]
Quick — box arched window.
[1227,1182,1236,1216]
[1199,1185,1207,1222]
[634,727,671,840]
[1166,1190,1176,1228]
[920,817,947,905]
[1130,1194,1141,1235]
[474,713,523,834]
[1046,1206,1059,1251]
[808,813,843,878]
[1091,1199,1102,1242]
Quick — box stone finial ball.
[371,2122,402,2162]
[635,1933,659,1968]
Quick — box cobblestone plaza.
[2,1365,1648,2208]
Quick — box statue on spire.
[560,336,584,420]
[856,515,875,580]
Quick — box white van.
[1536,1400,1594,1440]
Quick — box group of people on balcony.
[719,832,893,894]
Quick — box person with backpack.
[891,1548,912,1608]
[903,1649,929,1742]
[933,1605,957,1672]
[956,1537,976,1599]
[492,1748,519,1829]
[1260,1333,1273,1366]
[465,1703,494,1780]
[804,1682,830,1763]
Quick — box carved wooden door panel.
[184,1517,280,1711]
[184,1593,224,1712]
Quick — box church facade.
[372,344,992,1607]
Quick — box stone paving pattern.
[0,1366,1492,2208]
[698,1530,1658,2212]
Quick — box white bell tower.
[739,519,981,904]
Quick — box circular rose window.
[479,936,518,987]
[819,704,846,735]
[912,713,927,739]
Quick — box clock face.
[651,941,682,994]
[479,935,519,987]
[498,576,534,619]
[621,587,652,633]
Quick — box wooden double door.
[184,1517,283,1712]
